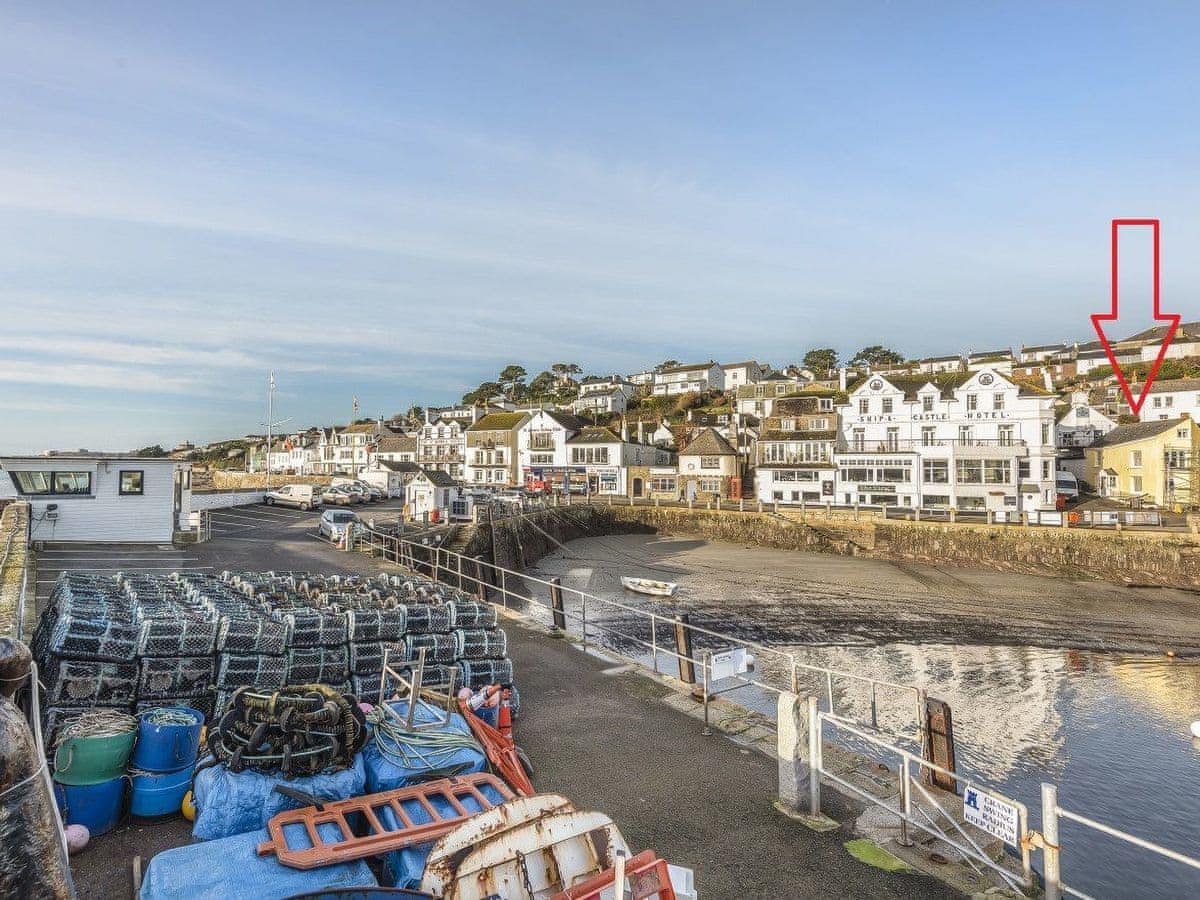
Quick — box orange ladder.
[255,773,514,870]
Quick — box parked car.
[1056,471,1080,500]
[323,486,358,506]
[356,481,384,501]
[263,484,324,510]
[340,483,370,503]
[318,509,360,541]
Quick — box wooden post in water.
[923,696,957,792]
[549,577,566,632]
[673,613,696,685]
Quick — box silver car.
[318,509,359,541]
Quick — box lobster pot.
[43,658,138,707]
[215,653,287,690]
[388,663,456,691]
[456,658,514,690]
[136,694,214,723]
[43,614,139,662]
[137,617,218,657]
[349,674,385,705]
[286,610,349,648]
[216,615,290,656]
[349,641,408,676]
[285,647,348,685]
[402,603,454,635]
[405,634,458,666]
[137,656,214,699]
[450,601,498,630]
[346,608,407,643]
[455,628,507,661]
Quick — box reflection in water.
[527,536,1200,898]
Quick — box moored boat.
[620,577,678,597]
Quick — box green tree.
[550,362,582,381]
[462,381,501,405]
[850,345,905,368]
[654,359,679,372]
[498,365,528,401]
[527,370,556,401]
[134,444,168,457]
[405,405,424,421]
[802,348,839,374]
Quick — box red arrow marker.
[1091,218,1180,415]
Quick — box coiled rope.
[141,707,199,727]
[366,705,482,776]
[52,709,137,749]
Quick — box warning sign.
[963,785,1020,846]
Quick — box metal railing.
[1041,783,1200,900]
[357,523,927,739]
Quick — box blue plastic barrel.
[53,775,124,835]
[131,707,204,773]
[130,766,192,818]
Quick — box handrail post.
[897,756,914,847]
[650,614,658,673]
[701,650,712,735]
[473,555,487,601]
[581,595,588,651]
[825,670,834,714]
[807,696,821,816]
[499,568,508,609]
[549,577,565,632]
[1042,783,1062,900]
[673,613,696,684]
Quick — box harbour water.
[525,533,1200,898]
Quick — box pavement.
[60,500,959,899]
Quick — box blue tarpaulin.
[191,754,367,841]
[139,824,377,900]
[361,700,486,794]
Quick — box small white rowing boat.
[620,576,678,597]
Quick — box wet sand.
[530,532,1200,655]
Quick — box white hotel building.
[834,369,1058,512]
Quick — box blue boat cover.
[380,781,510,889]
[192,754,367,841]
[361,700,486,794]
[139,824,377,900]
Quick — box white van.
[263,484,324,510]
[1055,471,1080,499]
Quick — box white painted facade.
[720,361,765,391]
[1057,391,1118,448]
[651,362,725,397]
[571,378,634,415]
[565,428,675,495]
[1136,380,1200,423]
[0,456,191,543]
[834,369,1058,511]
[517,409,582,477]
[417,418,466,479]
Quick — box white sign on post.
[709,647,749,682]
[963,785,1020,846]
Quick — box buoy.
[1167,650,1177,658]
[357,702,374,716]
[65,824,90,854]
[180,790,195,822]
[1190,721,1200,740]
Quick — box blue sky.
[2,2,1199,453]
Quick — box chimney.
[839,367,847,391]
[621,417,630,441]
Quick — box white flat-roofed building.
[1136,378,1200,422]
[0,454,192,543]
[834,368,1058,511]
[916,355,964,374]
[720,361,765,392]
[571,376,635,416]
[651,361,724,397]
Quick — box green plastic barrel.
[53,730,137,786]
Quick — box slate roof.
[536,410,587,432]
[1088,418,1186,448]
[418,469,457,487]
[376,460,420,473]
[657,361,717,375]
[759,429,839,442]
[566,426,621,444]
[1144,378,1200,395]
[1122,321,1200,343]
[376,435,417,454]
[469,412,528,431]
[679,427,737,456]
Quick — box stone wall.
[208,471,332,491]
[0,502,31,638]
[602,505,1200,587]
[465,508,652,572]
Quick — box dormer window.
[922,395,934,412]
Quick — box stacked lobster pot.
[33,574,141,746]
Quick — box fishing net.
[136,616,219,657]
[216,653,288,690]
[402,603,454,635]
[42,657,138,707]
[456,658,514,690]
[285,647,349,685]
[134,694,214,723]
[348,641,408,676]
[137,656,214,699]
[286,609,349,648]
[449,600,498,630]
[216,615,290,655]
[405,634,458,666]
[454,628,507,660]
[346,608,407,642]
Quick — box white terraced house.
[571,376,635,416]
[1136,378,1200,423]
[835,368,1058,512]
[565,426,675,495]
[720,360,765,391]
[417,417,467,480]
[651,361,724,397]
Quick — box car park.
[318,509,360,541]
[262,484,324,510]
[323,486,358,506]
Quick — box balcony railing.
[844,438,1028,452]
